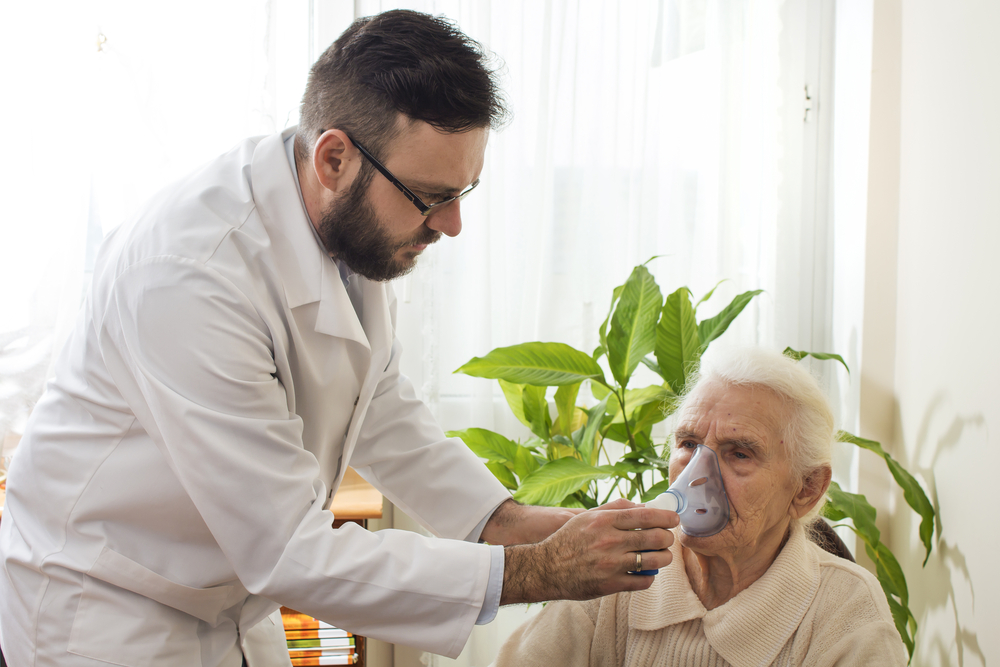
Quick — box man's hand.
[499,499,679,605]
[480,498,584,546]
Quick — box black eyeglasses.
[346,135,480,217]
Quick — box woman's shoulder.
[797,544,909,664]
[808,542,896,626]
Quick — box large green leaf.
[447,428,519,464]
[594,284,626,361]
[554,382,582,435]
[513,457,613,506]
[602,422,653,451]
[575,395,611,465]
[511,444,542,481]
[838,431,936,565]
[695,279,728,310]
[456,342,606,386]
[591,380,613,402]
[862,536,918,661]
[498,380,530,430]
[560,495,589,509]
[602,421,630,444]
[485,462,518,490]
[522,384,552,439]
[783,347,850,375]
[825,481,881,546]
[622,446,671,470]
[640,355,667,381]
[696,289,763,350]
[655,287,700,394]
[885,596,916,660]
[633,396,675,433]
[607,266,663,388]
[864,540,909,606]
[603,390,674,446]
[609,460,649,475]
[642,478,672,502]
[605,385,672,421]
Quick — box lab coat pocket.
[68,573,208,666]
[87,546,235,623]
[68,547,237,665]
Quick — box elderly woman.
[494,348,907,667]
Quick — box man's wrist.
[500,543,544,606]
[480,499,522,546]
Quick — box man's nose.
[426,200,463,237]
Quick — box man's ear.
[312,129,359,193]
[790,465,832,519]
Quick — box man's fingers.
[623,548,673,574]
[599,571,659,596]
[624,526,674,553]
[608,506,679,531]
[591,498,638,511]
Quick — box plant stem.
[616,388,638,451]
[601,478,622,505]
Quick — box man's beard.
[318,178,440,282]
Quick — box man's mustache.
[406,228,441,247]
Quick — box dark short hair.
[295,9,508,173]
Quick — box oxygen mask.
[646,444,730,537]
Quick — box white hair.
[680,347,836,525]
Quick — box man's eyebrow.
[406,180,463,194]
[674,428,701,441]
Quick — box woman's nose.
[426,200,463,237]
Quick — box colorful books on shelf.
[281,608,359,666]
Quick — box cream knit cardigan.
[494,524,907,667]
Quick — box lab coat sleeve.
[95,256,490,658]
[347,334,512,541]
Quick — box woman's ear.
[312,129,359,193]
[791,466,832,519]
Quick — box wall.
[868,1,1000,665]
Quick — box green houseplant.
[449,261,935,662]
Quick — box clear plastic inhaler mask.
[646,444,730,538]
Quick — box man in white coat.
[0,10,677,666]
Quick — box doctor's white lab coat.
[0,128,510,666]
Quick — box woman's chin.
[678,528,736,555]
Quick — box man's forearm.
[480,498,582,546]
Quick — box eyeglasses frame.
[342,134,480,217]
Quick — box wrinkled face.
[319,122,487,282]
[670,379,800,556]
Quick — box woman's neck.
[682,522,793,610]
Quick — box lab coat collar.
[250,128,370,347]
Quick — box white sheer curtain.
[368,0,791,448]
[0,0,314,453]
